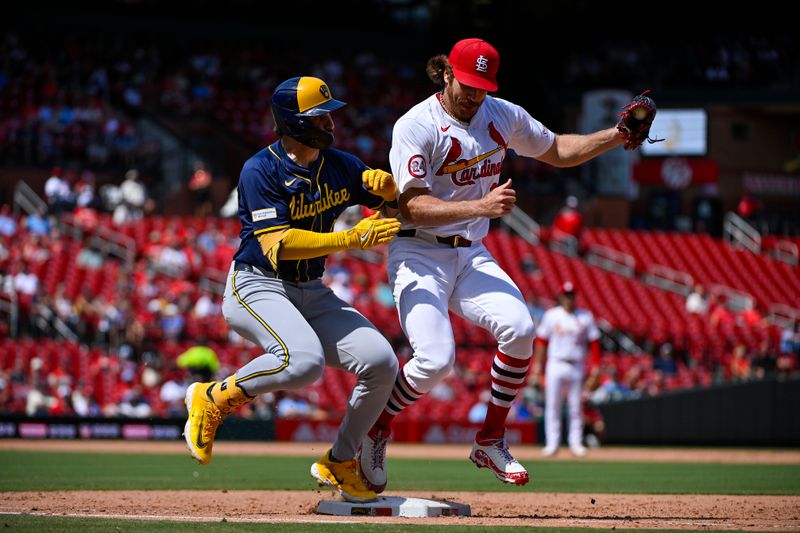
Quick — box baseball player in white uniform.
[534,282,601,457]
[358,37,628,491]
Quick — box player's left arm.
[532,312,552,375]
[536,129,624,168]
[585,312,602,369]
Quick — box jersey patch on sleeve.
[408,154,426,178]
[252,208,277,222]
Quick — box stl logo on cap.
[449,38,500,92]
[561,281,575,293]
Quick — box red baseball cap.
[448,38,499,92]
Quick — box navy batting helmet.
[271,76,346,149]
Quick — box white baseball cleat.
[570,444,588,457]
[469,434,529,485]
[358,427,391,493]
[541,445,559,457]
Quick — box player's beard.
[445,86,483,122]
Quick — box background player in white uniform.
[534,282,601,457]
[359,37,631,491]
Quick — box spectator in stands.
[325,271,354,305]
[526,295,546,324]
[468,390,491,423]
[13,265,38,309]
[590,367,632,403]
[177,343,220,382]
[24,206,50,236]
[730,344,752,381]
[553,196,583,239]
[0,371,9,411]
[160,304,185,341]
[246,394,275,420]
[0,205,17,237]
[193,290,220,318]
[76,235,104,269]
[113,168,147,225]
[71,382,101,417]
[751,339,777,379]
[780,322,800,356]
[26,381,56,416]
[519,252,541,278]
[520,373,545,420]
[189,160,213,217]
[159,370,191,417]
[709,295,735,329]
[44,167,74,214]
[736,192,761,221]
[157,234,191,276]
[275,391,325,420]
[52,284,79,331]
[75,170,99,209]
[738,304,764,327]
[118,386,153,418]
[372,281,395,309]
[685,284,709,314]
[653,343,678,376]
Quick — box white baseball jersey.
[389,93,554,240]
[536,306,600,363]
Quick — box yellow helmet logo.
[297,77,333,113]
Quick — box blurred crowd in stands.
[1,196,797,427]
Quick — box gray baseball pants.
[221,263,398,459]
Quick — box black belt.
[397,229,472,248]
[234,261,277,278]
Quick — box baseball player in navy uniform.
[534,282,601,457]
[183,76,401,503]
[358,38,630,492]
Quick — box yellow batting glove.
[362,169,398,202]
[345,212,401,250]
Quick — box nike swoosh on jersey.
[284,177,298,187]
[359,225,374,245]
[440,125,451,132]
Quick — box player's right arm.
[259,213,400,260]
[390,118,515,225]
[399,181,515,225]
[240,158,399,265]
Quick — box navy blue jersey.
[233,140,385,282]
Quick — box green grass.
[0,451,798,495]
[0,515,783,533]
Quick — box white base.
[316,496,471,517]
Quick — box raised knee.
[498,315,536,355]
[426,352,456,382]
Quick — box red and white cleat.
[358,427,391,493]
[469,433,530,485]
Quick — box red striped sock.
[478,351,530,443]
[375,368,423,431]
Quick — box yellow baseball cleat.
[183,379,251,465]
[310,450,378,503]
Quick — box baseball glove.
[616,90,664,150]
